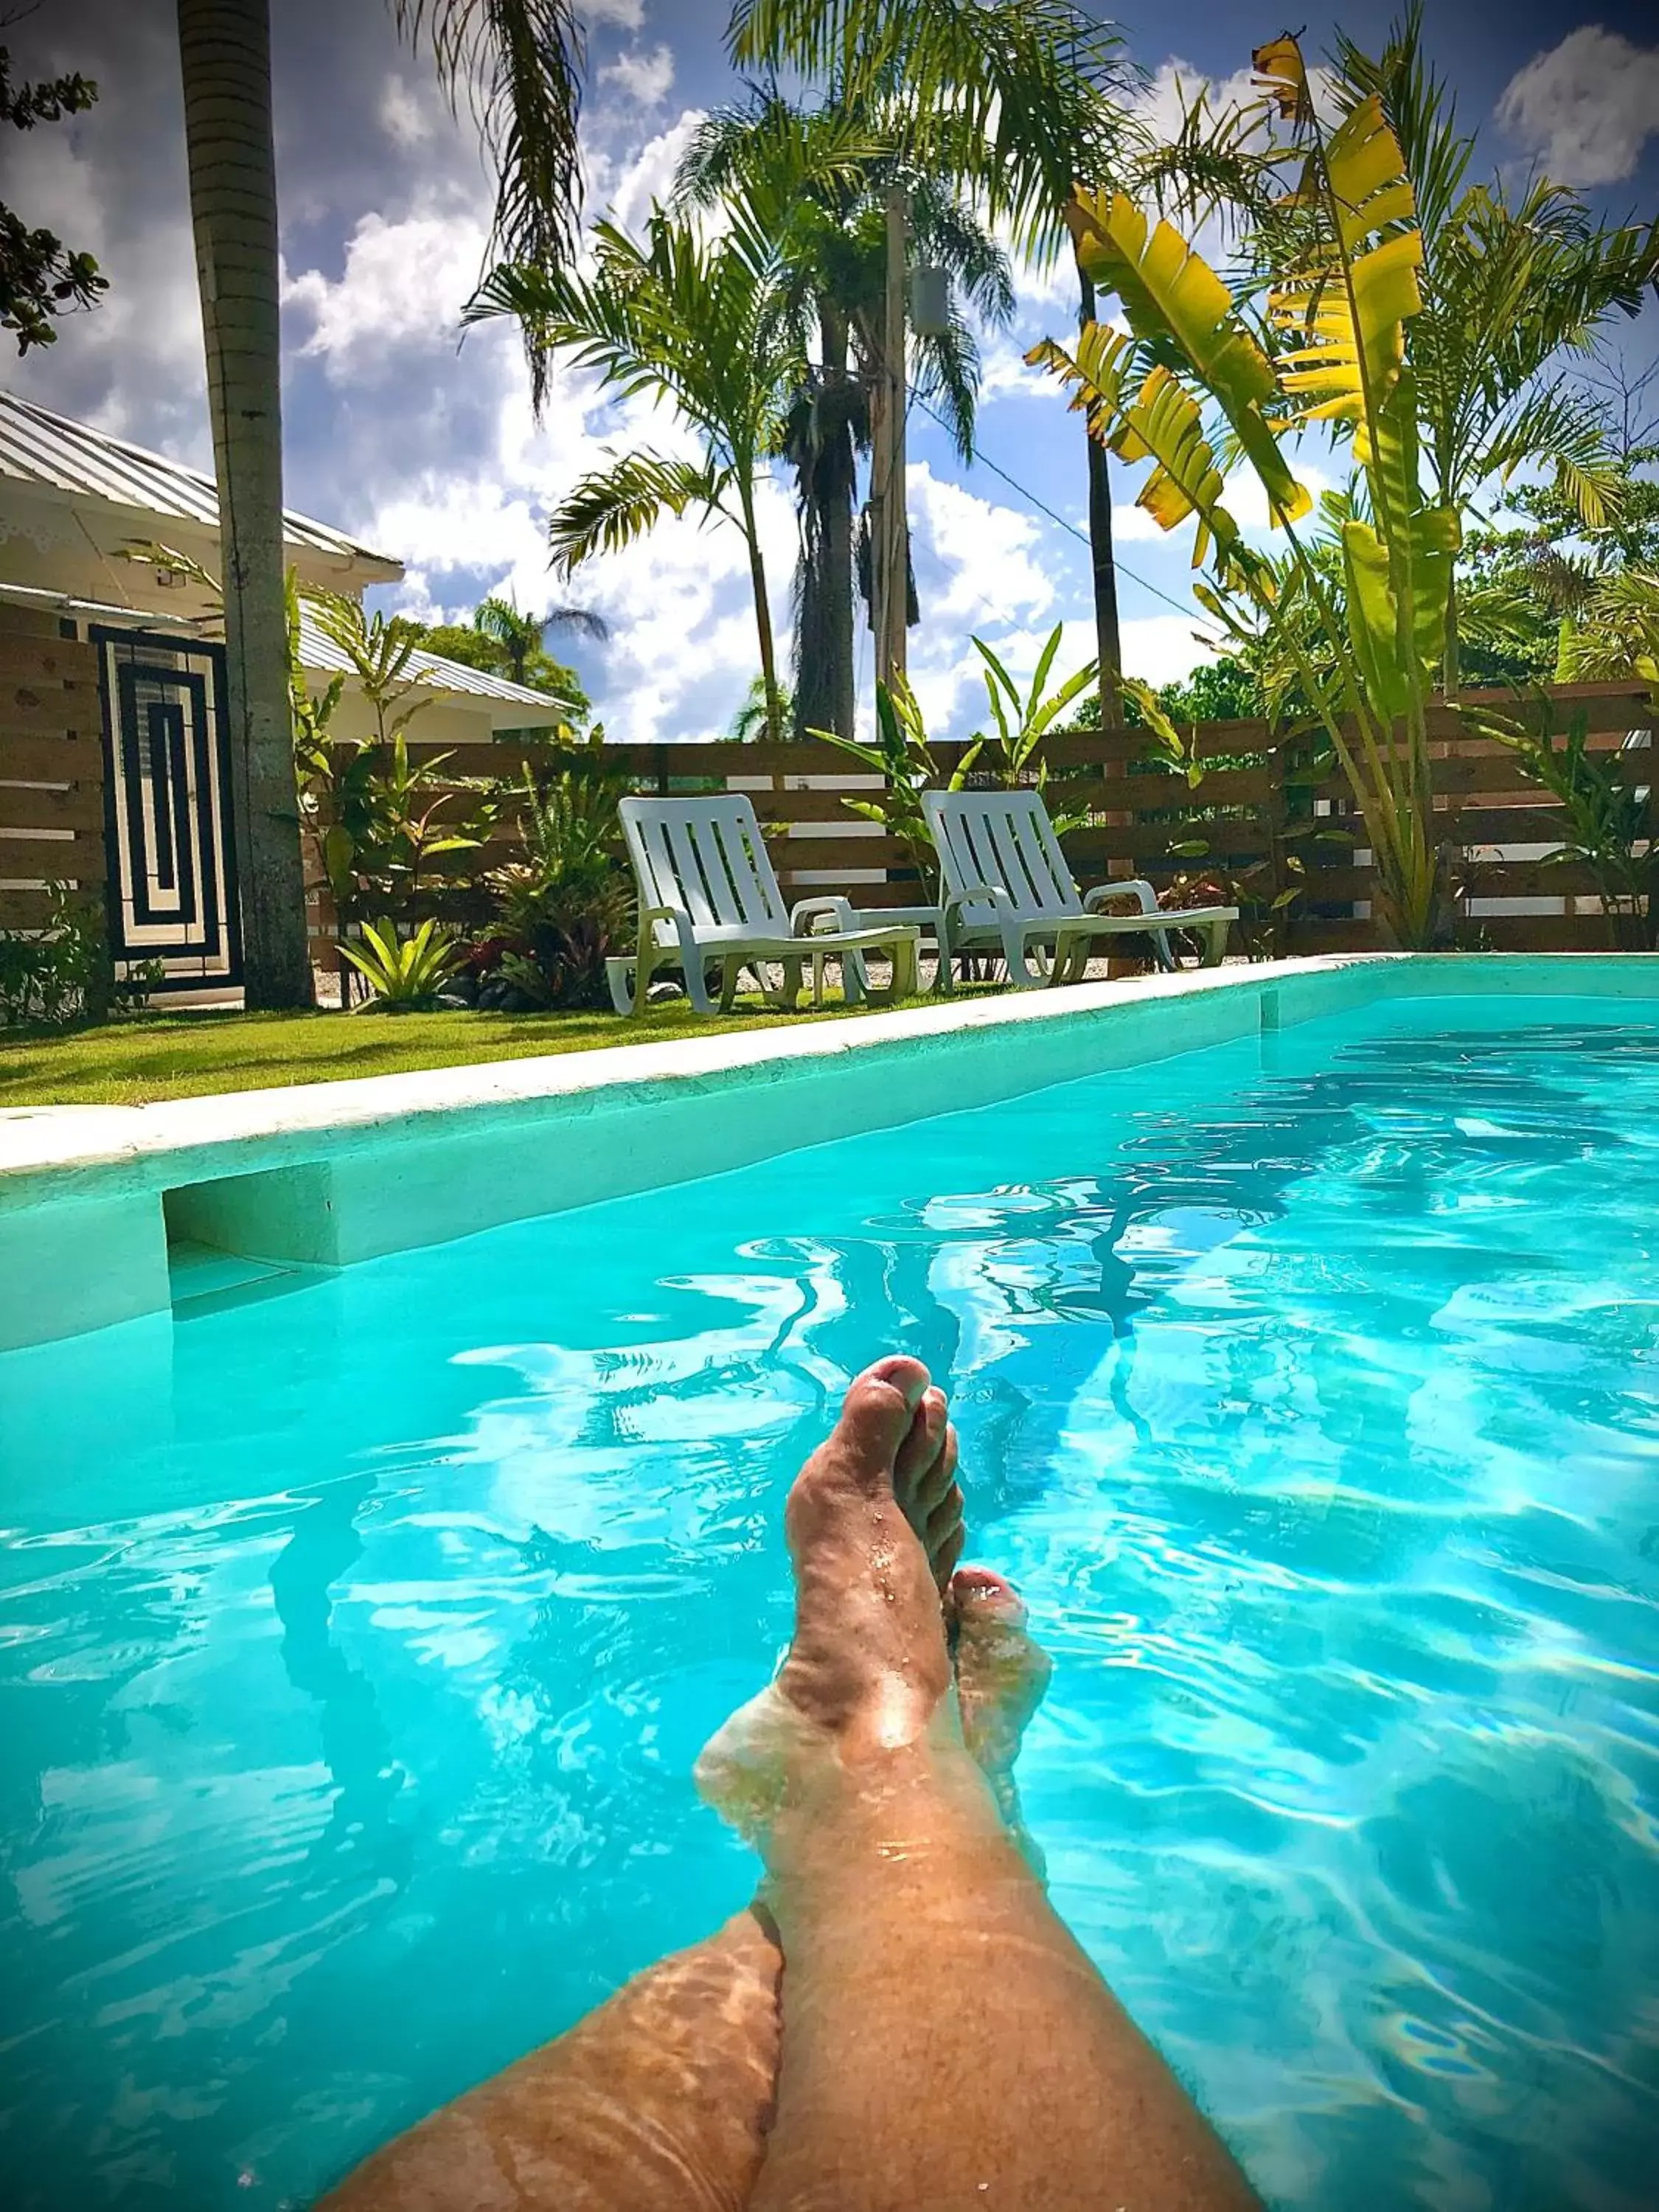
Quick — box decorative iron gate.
[92,627,240,989]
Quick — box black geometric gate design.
[92,627,240,989]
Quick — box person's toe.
[951,1563,1027,1631]
[832,1356,931,1473]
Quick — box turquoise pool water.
[2,992,1658,2210]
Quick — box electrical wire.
[911,392,1225,630]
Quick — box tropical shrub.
[338,918,465,1011]
[477,747,634,1009]
[1463,698,1656,950]
[0,883,110,1026]
[1122,678,1351,959]
[813,625,1096,880]
[1029,34,1461,947]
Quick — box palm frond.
[548,453,728,574]
[390,0,583,394]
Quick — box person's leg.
[704,1357,1259,2212]
[315,1371,1019,2212]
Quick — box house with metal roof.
[0,392,571,743]
[0,392,570,992]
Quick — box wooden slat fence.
[377,678,1654,956]
[0,619,108,936]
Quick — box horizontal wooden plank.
[1312,751,1652,801]
[0,884,101,928]
[0,734,105,783]
[1425,694,1655,741]
[0,782,105,832]
[0,604,77,641]
[773,834,910,875]
[0,635,98,685]
[0,681,102,738]
[1302,860,1609,902]
[1466,914,1633,952]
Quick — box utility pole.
[872,180,910,693]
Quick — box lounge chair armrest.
[943,880,1016,919]
[1083,879,1158,917]
[637,902,706,965]
[789,895,857,936]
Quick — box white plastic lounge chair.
[609,793,922,1015]
[923,789,1237,989]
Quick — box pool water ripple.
[2,997,1658,2209]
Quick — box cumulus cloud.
[1497,27,1659,187]
[599,44,675,108]
[285,201,490,373]
[4,0,1222,746]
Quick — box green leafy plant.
[1122,678,1349,959]
[114,957,168,1013]
[0,882,109,1027]
[293,591,498,984]
[1029,35,1460,948]
[969,623,1097,830]
[480,744,635,1009]
[813,627,1096,880]
[812,673,979,886]
[1464,698,1655,950]
[338,918,465,1011]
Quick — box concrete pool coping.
[4,950,1657,1352]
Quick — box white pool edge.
[4,952,1656,1352]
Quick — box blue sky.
[8,1,1658,741]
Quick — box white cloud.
[1119,614,1222,687]
[1497,28,1659,187]
[584,0,645,24]
[585,108,705,233]
[285,201,489,372]
[378,74,432,148]
[599,44,675,109]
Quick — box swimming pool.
[3,984,1657,2209]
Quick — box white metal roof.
[0,391,404,580]
[0,579,570,726]
[295,604,573,717]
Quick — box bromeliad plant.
[339,917,465,1010]
[1029,34,1459,948]
[483,740,636,1009]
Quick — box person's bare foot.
[697,1359,1048,1839]
[950,1565,1052,1873]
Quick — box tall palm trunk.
[793,306,858,742]
[177,0,311,1006]
[736,475,783,742]
[1077,267,1122,725]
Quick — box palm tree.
[176,0,309,1006]
[1338,15,1658,693]
[472,593,608,684]
[728,0,1141,722]
[175,0,584,1007]
[470,206,808,742]
[676,91,1014,740]
[1207,7,1659,696]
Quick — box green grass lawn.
[0,998,895,1108]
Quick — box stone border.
[4,952,1655,1352]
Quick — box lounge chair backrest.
[923,790,1083,929]
[619,794,793,945]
